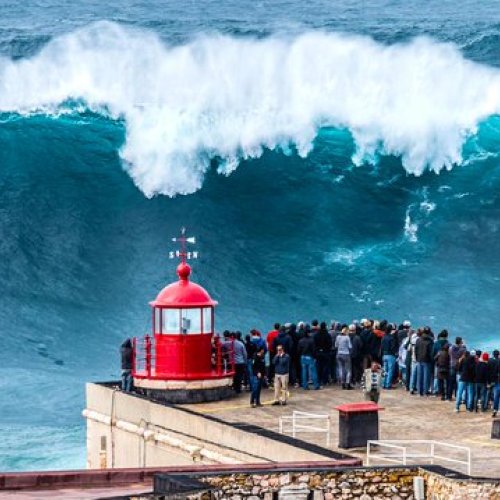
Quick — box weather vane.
[169,227,198,264]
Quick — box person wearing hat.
[474,352,491,412]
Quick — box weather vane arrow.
[169,227,198,262]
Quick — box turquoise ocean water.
[0,0,500,470]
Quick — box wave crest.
[1,21,500,196]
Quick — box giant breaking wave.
[1,21,499,197]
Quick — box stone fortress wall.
[157,466,500,500]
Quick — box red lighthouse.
[132,229,234,403]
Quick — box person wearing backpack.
[434,344,450,400]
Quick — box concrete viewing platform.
[180,383,500,478]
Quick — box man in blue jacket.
[272,344,291,405]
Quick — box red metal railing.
[132,335,235,380]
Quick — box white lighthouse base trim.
[133,376,232,391]
[82,408,240,464]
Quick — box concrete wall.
[84,383,356,469]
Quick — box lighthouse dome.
[150,262,217,307]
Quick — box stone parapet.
[193,467,417,499]
[420,469,500,500]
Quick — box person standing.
[272,344,290,405]
[475,352,491,412]
[314,321,333,385]
[244,334,256,390]
[361,362,383,403]
[250,347,266,408]
[120,338,133,392]
[329,321,341,383]
[434,344,450,400]
[266,323,280,386]
[360,320,374,370]
[372,321,386,363]
[447,337,466,401]
[336,327,353,389]
[381,325,398,389]
[273,325,292,355]
[456,351,476,412]
[491,350,500,417]
[432,330,449,394]
[415,328,433,396]
[349,324,363,385]
[298,326,320,390]
[231,333,247,393]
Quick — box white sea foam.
[1,21,500,196]
[404,209,419,243]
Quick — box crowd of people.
[119,320,500,417]
[222,320,500,415]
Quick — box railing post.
[145,335,152,377]
[403,447,407,466]
[367,441,371,466]
[215,337,222,375]
[430,442,435,465]
[231,338,235,374]
[132,337,137,375]
[467,448,471,476]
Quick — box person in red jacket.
[266,323,280,386]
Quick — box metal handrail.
[279,411,331,447]
[132,335,235,378]
[367,440,471,475]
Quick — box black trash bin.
[335,402,383,449]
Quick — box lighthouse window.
[203,307,212,334]
[161,308,181,334]
[180,308,201,334]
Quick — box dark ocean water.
[0,0,500,471]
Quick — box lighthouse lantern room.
[132,229,234,403]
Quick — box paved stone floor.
[181,383,500,478]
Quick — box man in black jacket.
[381,325,399,389]
[250,347,266,408]
[415,330,433,396]
[121,338,133,392]
[360,320,375,370]
[314,322,333,386]
[349,324,363,384]
[273,325,292,355]
[298,326,320,390]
